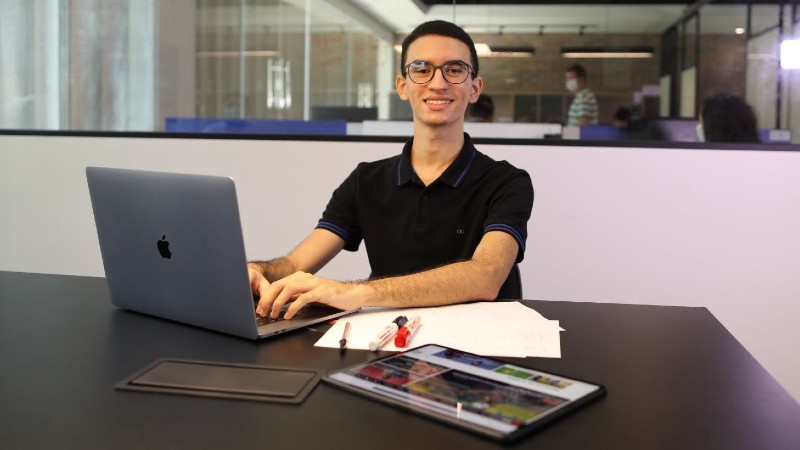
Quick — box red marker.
[394,315,421,347]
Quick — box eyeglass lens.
[407,61,471,84]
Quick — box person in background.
[612,106,633,128]
[565,64,598,126]
[467,94,494,122]
[247,20,533,320]
[698,94,760,143]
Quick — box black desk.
[1,271,798,449]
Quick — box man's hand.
[255,271,370,319]
[248,265,272,305]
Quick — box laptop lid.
[86,167,355,340]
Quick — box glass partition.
[195,0,389,122]
[786,6,800,140]
[0,0,798,144]
[747,28,780,130]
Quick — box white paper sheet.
[315,301,562,358]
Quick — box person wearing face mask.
[565,64,598,127]
[247,20,533,321]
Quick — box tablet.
[323,344,606,442]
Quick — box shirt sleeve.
[316,165,364,252]
[482,169,534,263]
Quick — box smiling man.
[248,20,534,319]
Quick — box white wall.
[2,134,799,404]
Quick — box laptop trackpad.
[118,359,321,404]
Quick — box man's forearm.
[353,231,518,308]
[248,258,297,283]
[252,232,518,314]
[361,259,510,308]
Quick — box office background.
[1,0,799,140]
[2,0,799,406]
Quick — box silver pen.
[339,322,351,350]
[368,316,407,351]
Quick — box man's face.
[565,70,580,92]
[396,35,482,128]
[565,71,578,83]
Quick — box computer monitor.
[310,106,378,122]
[653,119,700,142]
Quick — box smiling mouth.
[425,99,452,105]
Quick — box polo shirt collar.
[396,133,477,188]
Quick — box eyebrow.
[409,59,469,65]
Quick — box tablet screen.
[324,344,605,441]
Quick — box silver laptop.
[86,166,358,340]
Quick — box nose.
[428,67,449,88]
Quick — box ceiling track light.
[486,46,536,58]
[561,46,655,59]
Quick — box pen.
[339,322,351,350]
[394,315,421,348]
[368,316,408,351]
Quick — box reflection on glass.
[267,58,292,110]
[0,1,795,143]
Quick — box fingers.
[254,278,273,316]
[248,267,269,295]
[248,267,261,292]
[283,292,315,320]
[265,272,316,319]
[250,268,275,317]
[255,272,353,320]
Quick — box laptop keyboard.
[256,314,283,326]
[255,307,311,326]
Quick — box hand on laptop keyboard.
[255,313,282,326]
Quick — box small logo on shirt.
[456,228,466,235]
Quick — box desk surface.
[1,271,798,449]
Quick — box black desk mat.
[116,358,321,404]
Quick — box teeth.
[427,100,450,104]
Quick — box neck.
[411,124,464,164]
[409,125,465,185]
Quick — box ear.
[469,76,484,103]
[396,74,409,101]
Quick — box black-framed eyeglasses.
[404,60,475,84]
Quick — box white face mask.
[696,123,705,142]
[565,78,579,93]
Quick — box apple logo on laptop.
[157,235,172,259]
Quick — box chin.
[418,117,458,128]
[419,112,462,126]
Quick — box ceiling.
[418,0,708,4]
[197,1,785,40]
[347,0,782,37]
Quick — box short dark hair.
[400,20,479,77]
[566,64,587,80]
[468,94,494,121]
[614,106,633,122]
[701,94,760,143]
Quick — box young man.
[248,20,533,319]
[565,64,598,126]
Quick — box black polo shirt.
[316,133,534,299]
